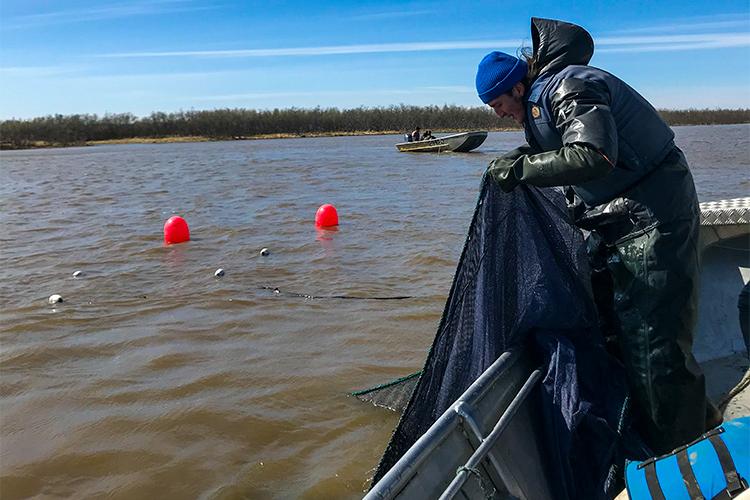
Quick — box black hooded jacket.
[508,18,677,208]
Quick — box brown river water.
[1,125,748,499]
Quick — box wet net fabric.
[352,372,420,412]
[371,176,641,499]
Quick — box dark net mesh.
[370,176,642,498]
[352,371,420,412]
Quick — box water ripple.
[0,127,747,498]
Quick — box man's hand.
[487,156,521,192]
[486,145,536,192]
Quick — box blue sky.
[1,0,749,119]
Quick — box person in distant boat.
[475,17,719,455]
[422,130,436,140]
[411,127,421,142]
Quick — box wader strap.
[676,448,704,499]
[644,461,667,500]
[708,434,746,496]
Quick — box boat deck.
[699,197,750,226]
[703,353,750,420]
[698,197,750,420]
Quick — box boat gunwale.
[364,350,536,499]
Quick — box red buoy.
[315,204,339,227]
[164,216,190,245]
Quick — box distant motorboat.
[396,131,488,153]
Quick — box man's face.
[487,83,525,125]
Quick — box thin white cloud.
[0,66,250,82]
[348,9,438,21]
[597,33,750,46]
[423,86,475,93]
[610,13,750,34]
[3,0,217,29]
[97,32,750,60]
[98,39,524,58]
[190,87,473,102]
[614,20,749,33]
[597,33,750,53]
[641,85,750,109]
[44,68,262,85]
[0,65,83,77]
[599,40,750,54]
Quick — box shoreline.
[1,123,747,150]
[0,129,514,150]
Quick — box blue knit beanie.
[475,51,528,104]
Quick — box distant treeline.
[1,106,748,148]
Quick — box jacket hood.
[531,17,594,77]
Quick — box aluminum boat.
[366,197,750,500]
[395,131,488,153]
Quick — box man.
[475,17,719,454]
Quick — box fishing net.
[351,371,420,413]
[364,175,644,499]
